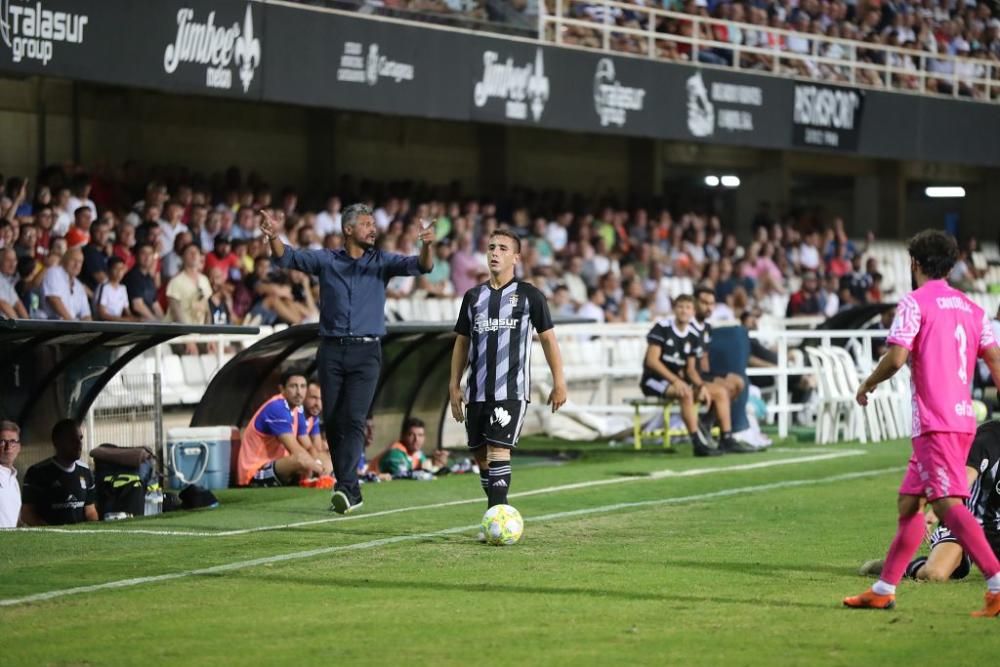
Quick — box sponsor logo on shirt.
[474,312,519,333]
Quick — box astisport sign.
[792,83,864,150]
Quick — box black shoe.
[719,436,758,454]
[692,429,722,457]
[330,490,364,514]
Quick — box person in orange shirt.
[369,417,428,479]
[237,370,332,487]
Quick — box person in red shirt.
[204,236,240,280]
[64,207,92,249]
[826,241,852,278]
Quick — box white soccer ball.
[973,400,988,423]
[481,504,524,546]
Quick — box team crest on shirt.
[79,476,86,489]
[509,293,519,308]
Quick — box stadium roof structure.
[0,319,257,457]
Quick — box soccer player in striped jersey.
[844,230,1000,616]
[449,229,567,510]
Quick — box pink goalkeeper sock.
[941,504,1000,580]
[880,512,927,586]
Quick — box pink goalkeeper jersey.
[888,279,997,436]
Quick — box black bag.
[92,444,157,519]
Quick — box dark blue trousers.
[317,338,381,502]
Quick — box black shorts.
[249,460,283,487]
[465,400,527,449]
[929,525,1000,580]
[640,376,671,398]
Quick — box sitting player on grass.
[369,417,432,479]
[860,420,1000,582]
[236,370,333,488]
[639,294,719,457]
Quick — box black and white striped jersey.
[968,421,1000,532]
[454,279,553,403]
[641,318,700,384]
[690,319,711,359]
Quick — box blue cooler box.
[165,427,236,491]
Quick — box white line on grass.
[12,449,867,538]
[0,466,903,608]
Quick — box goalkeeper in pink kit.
[845,230,1000,616]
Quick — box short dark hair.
[342,203,373,229]
[280,369,307,387]
[107,256,125,270]
[907,230,958,280]
[674,294,695,306]
[51,418,79,445]
[401,417,425,437]
[489,228,521,253]
[694,285,715,300]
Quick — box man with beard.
[261,206,435,513]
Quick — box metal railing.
[539,0,999,102]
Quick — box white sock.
[986,573,1000,594]
[872,580,896,595]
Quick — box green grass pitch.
[3,437,995,666]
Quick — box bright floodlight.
[704,175,720,187]
[721,175,740,188]
[924,186,966,198]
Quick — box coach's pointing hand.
[259,209,279,239]
[418,219,437,245]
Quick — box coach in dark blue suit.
[261,205,435,513]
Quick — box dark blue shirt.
[272,245,429,337]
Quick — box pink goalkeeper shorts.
[899,431,975,501]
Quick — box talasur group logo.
[162,3,260,93]
[473,48,549,122]
[0,0,89,66]
[592,58,646,128]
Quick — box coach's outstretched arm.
[449,334,471,422]
[856,344,909,406]
[260,210,323,273]
[538,329,567,412]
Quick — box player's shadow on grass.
[251,573,832,609]
[590,557,849,577]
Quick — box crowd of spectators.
[0,163,989,343]
[543,0,1000,98]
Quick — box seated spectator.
[418,239,455,297]
[370,417,431,479]
[207,266,235,325]
[0,420,22,528]
[158,201,189,256]
[785,271,822,317]
[81,217,112,290]
[112,221,136,271]
[20,419,98,526]
[94,257,134,321]
[166,244,210,324]
[577,285,607,323]
[64,206,93,249]
[124,244,165,322]
[0,249,27,318]
[245,255,315,325]
[40,248,92,320]
[204,235,240,280]
[236,370,331,487]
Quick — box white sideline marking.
[0,466,902,608]
[11,449,867,537]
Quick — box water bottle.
[144,484,163,516]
